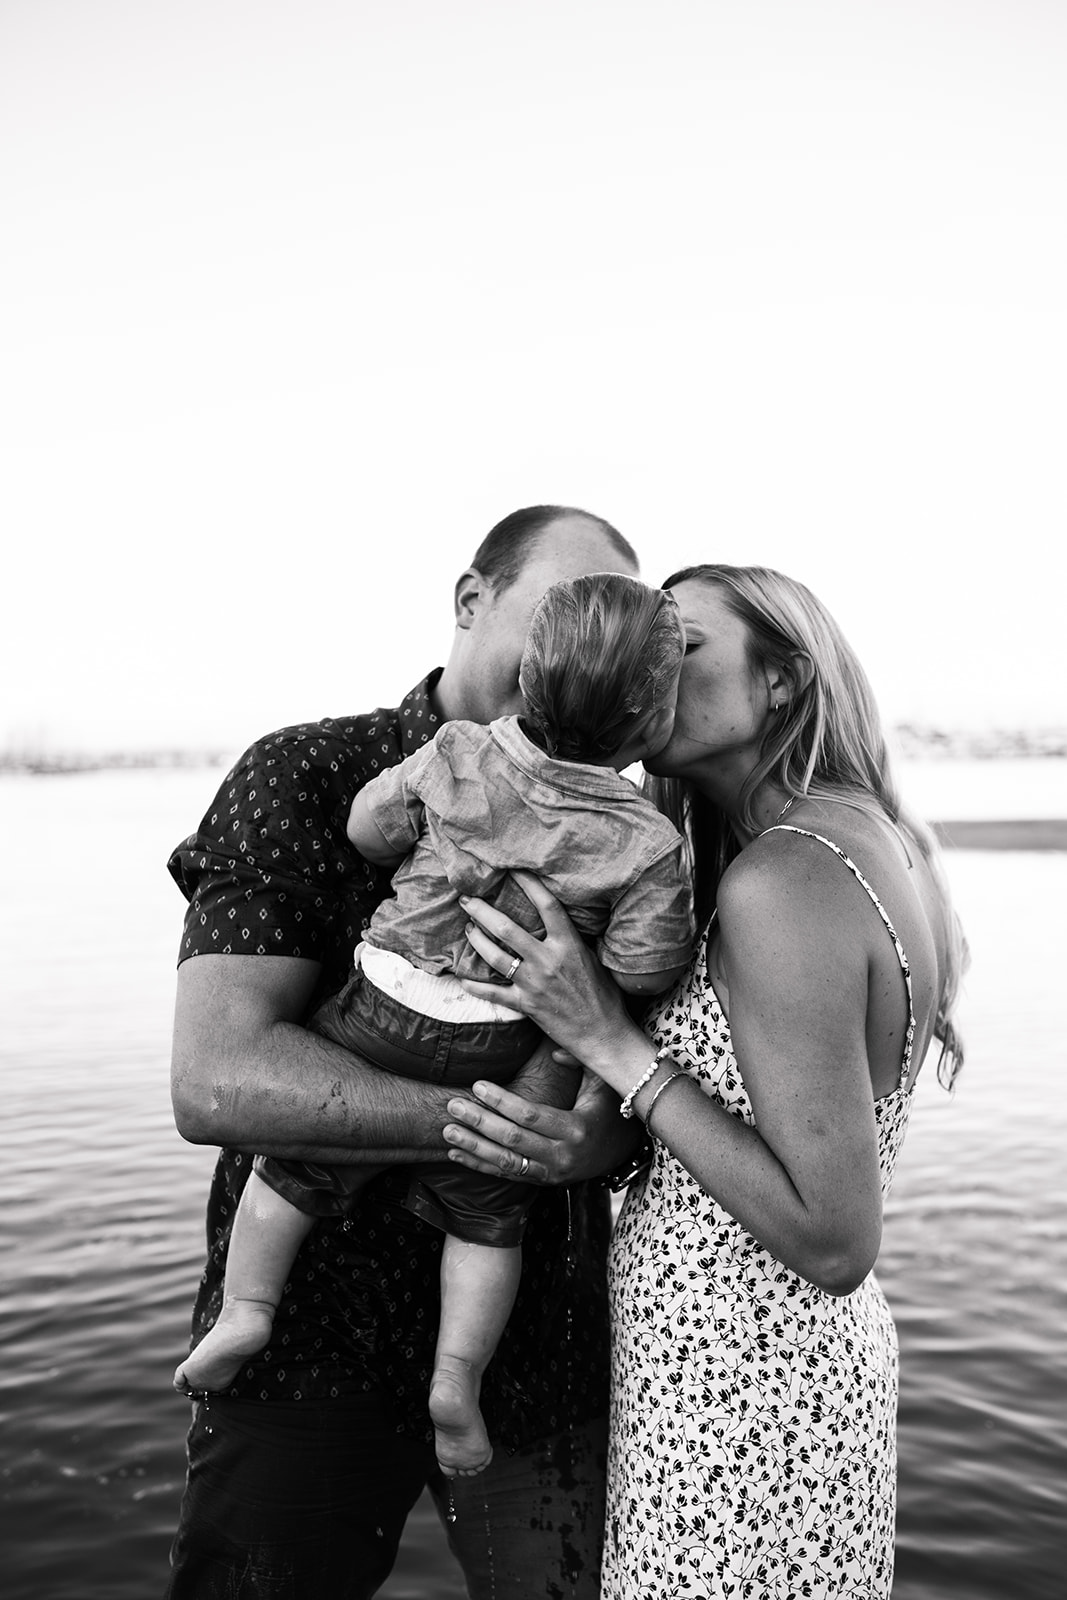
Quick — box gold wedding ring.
[504,955,522,982]
[518,1156,530,1178]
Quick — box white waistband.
[357,942,526,1023]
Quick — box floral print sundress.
[603,827,917,1599]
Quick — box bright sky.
[3,0,1064,756]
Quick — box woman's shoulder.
[719,803,913,932]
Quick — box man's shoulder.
[229,673,444,777]
[234,710,397,767]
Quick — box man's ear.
[454,568,487,629]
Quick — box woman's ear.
[766,652,814,710]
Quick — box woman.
[443,564,966,1598]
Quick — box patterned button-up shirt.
[167,672,611,1447]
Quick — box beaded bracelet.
[619,1046,672,1119]
[643,1070,688,1138]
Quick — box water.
[1,765,1064,1598]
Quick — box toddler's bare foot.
[429,1355,493,1477]
[173,1297,276,1395]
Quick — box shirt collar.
[491,715,639,801]
[398,669,444,756]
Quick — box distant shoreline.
[0,752,229,777]
[931,819,1067,850]
[0,762,1062,849]
[2,724,1066,777]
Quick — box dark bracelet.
[600,1136,654,1192]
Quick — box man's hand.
[442,1063,640,1186]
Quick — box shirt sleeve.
[597,843,696,975]
[358,738,436,853]
[167,734,363,967]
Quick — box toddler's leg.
[174,1171,316,1395]
[430,1239,521,1477]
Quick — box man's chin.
[641,734,676,774]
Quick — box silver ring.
[504,955,522,982]
[518,1155,530,1178]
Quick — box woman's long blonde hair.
[646,563,967,1087]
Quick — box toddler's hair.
[519,573,683,763]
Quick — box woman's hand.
[443,1067,642,1186]
[458,870,631,1070]
[449,871,661,1185]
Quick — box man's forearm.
[179,1017,461,1159]
[171,954,461,1161]
[239,1020,461,1161]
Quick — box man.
[165,506,643,1599]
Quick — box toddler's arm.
[598,839,695,996]
[607,963,689,998]
[347,788,408,868]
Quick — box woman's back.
[713,797,950,1098]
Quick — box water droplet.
[482,1492,497,1599]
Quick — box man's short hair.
[469,506,638,595]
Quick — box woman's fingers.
[458,891,540,963]
[460,871,627,1059]
[506,870,571,931]
[459,917,567,1018]
[459,872,569,965]
[462,918,521,976]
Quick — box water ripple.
[1,775,1063,1599]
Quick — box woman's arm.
[448,863,884,1294]
[698,847,884,1291]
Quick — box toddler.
[174,572,695,1475]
